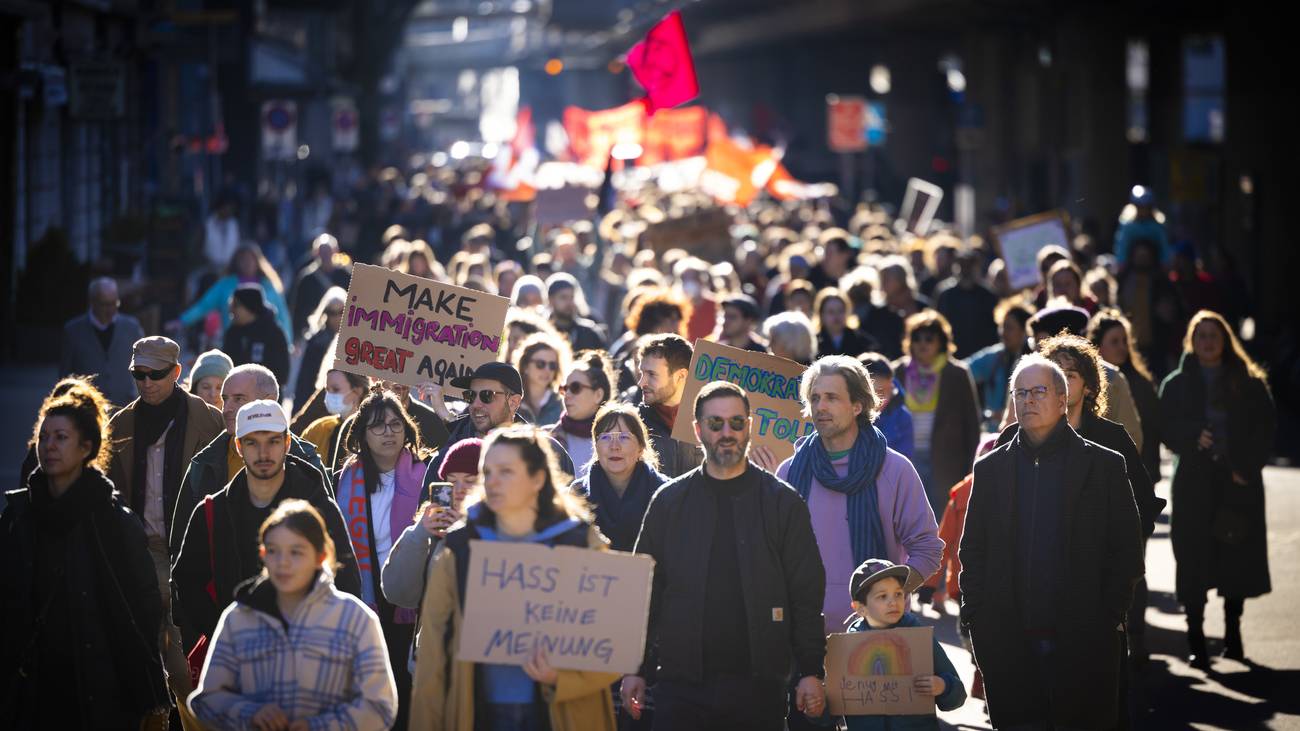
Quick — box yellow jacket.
[409,523,620,731]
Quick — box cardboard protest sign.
[334,264,510,388]
[826,627,935,716]
[641,208,733,263]
[671,340,813,464]
[534,185,593,226]
[900,178,944,236]
[457,540,655,675]
[993,210,1071,290]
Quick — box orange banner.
[642,106,708,165]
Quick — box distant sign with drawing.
[671,340,814,463]
[826,627,935,716]
[993,210,1071,291]
[457,540,655,674]
[334,264,510,388]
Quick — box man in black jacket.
[960,355,1142,730]
[634,334,703,479]
[622,382,826,730]
[172,400,360,640]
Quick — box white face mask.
[324,391,351,415]
[682,280,701,299]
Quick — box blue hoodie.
[841,612,966,731]
[875,381,914,460]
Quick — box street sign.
[332,97,359,152]
[865,102,887,146]
[827,95,867,152]
[261,100,298,161]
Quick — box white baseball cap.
[235,399,289,439]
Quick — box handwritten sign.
[457,540,655,674]
[334,264,511,388]
[826,627,935,716]
[993,210,1071,290]
[671,339,813,463]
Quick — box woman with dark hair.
[1089,308,1162,480]
[173,242,293,342]
[1160,310,1275,669]
[895,311,981,520]
[294,286,347,410]
[547,350,618,480]
[411,427,618,731]
[1,384,169,729]
[335,390,430,728]
[814,287,877,359]
[571,403,668,552]
[514,332,570,428]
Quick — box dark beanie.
[232,283,267,315]
[439,438,484,480]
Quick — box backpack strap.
[203,496,217,602]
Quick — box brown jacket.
[410,523,619,731]
[105,388,224,538]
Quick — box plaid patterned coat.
[189,570,398,731]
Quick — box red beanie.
[438,438,484,480]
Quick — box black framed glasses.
[464,389,508,404]
[132,366,173,381]
[703,415,748,433]
[367,420,405,436]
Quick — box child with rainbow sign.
[841,558,966,730]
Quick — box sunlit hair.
[1086,309,1153,383]
[309,287,347,335]
[1037,333,1109,418]
[31,378,112,474]
[1010,353,1069,397]
[625,287,692,337]
[342,388,429,493]
[812,287,858,333]
[259,498,339,574]
[568,350,617,405]
[514,332,572,392]
[877,255,917,293]
[801,355,880,425]
[1047,259,1084,300]
[1182,310,1268,388]
[591,402,660,472]
[226,243,283,295]
[763,311,816,365]
[469,426,591,531]
[994,295,1035,329]
[903,310,956,356]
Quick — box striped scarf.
[786,422,888,565]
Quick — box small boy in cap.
[841,558,966,730]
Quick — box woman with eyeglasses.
[411,427,619,731]
[513,332,571,428]
[895,311,981,522]
[335,389,430,730]
[571,403,667,553]
[546,350,618,480]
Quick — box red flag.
[626,10,699,114]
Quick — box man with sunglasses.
[624,382,827,731]
[959,354,1141,731]
[104,336,224,724]
[421,361,574,494]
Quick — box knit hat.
[231,283,267,315]
[190,349,233,387]
[439,438,484,480]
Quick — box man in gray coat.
[60,277,145,406]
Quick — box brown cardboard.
[334,263,511,388]
[825,627,936,716]
[640,208,733,264]
[670,339,813,464]
[992,210,1071,290]
[456,540,656,675]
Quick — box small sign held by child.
[825,627,935,716]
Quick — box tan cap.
[130,336,181,371]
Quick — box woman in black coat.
[570,402,668,553]
[1,386,168,729]
[1160,310,1275,669]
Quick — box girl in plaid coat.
[190,499,398,731]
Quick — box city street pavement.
[0,363,1296,727]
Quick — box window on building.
[1183,35,1226,143]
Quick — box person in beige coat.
[410,427,619,731]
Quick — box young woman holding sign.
[410,427,618,731]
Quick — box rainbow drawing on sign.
[845,633,914,676]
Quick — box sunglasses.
[464,389,509,404]
[703,415,749,433]
[559,382,595,395]
[529,359,560,371]
[132,366,173,381]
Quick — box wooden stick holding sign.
[334,263,511,388]
[671,339,814,464]
[457,540,655,675]
[826,627,935,716]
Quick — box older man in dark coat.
[960,354,1142,730]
